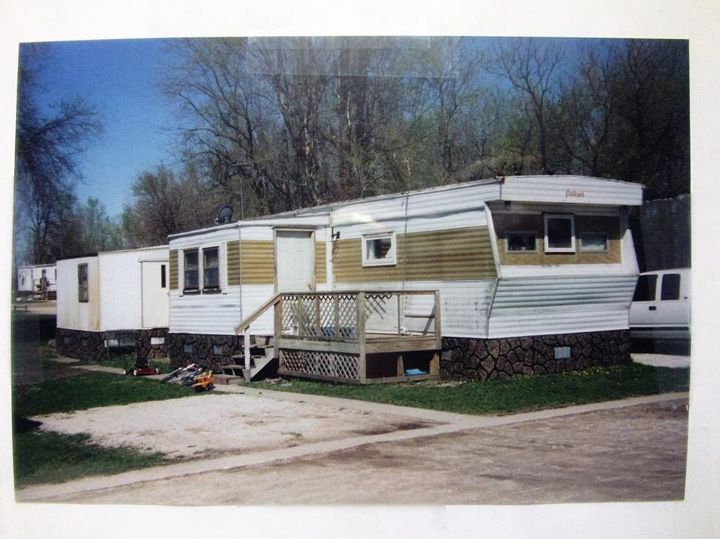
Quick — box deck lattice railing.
[277,290,439,343]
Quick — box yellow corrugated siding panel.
[169,250,179,290]
[241,240,274,284]
[315,242,327,284]
[334,226,496,283]
[227,240,241,286]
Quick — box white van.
[629,269,691,341]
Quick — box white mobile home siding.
[98,247,168,331]
[487,274,638,338]
[17,267,34,292]
[498,175,643,206]
[169,226,241,335]
[57,256,100,332]
[17,264,57,292]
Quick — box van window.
[633,274,657,302]
[661,273,681,300]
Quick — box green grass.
[251,363,689,415]
[11,335,196,487]
[14,371,198,417]
[13,431,167,487]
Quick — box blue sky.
[24,38,180,217]
[19,36,625,219]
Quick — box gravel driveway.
[34,392,437,460]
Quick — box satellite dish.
[214,205,234,224]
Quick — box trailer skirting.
[56,327,169,362]
[441,330,631,381]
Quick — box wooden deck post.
[357,292,367,383]
[397,294,402,335]
[314,295,321,337]
[334,294,340,340]
[243,331,251,381]
[434,290,442,349]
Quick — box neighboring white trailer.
[17,263,57,296]
[56,246,169,360]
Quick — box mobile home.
[17,263,57,298]
[167,175,643,383]
[56,246,170,361]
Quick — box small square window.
[506,232,537,252]
[362,233,396,266]
[580,233,608,252]
[544,214,575,253]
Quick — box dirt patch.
[352,421,432,436]
[33,393,441,460]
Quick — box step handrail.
[234,293,282,334]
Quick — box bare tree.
[14,46,103,264]
[492,38,565,174]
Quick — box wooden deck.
[237,290,442,384]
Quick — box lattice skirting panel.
[279,349,360,381]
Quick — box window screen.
[580,233,608,252]
[203,247,220,289]
[660,273,681,301]
[184,250,199,290]
[507,232,536,252]
[633,274,657,302]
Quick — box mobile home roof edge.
[167,174,643,241]
[168,178,503,240]
[56,244,168,261]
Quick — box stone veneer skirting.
[440,330,631,381]
[168,333,247,371]
[56,327,169,362]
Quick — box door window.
[660,273,681,301]
[633,274,657,302]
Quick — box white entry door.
[275,230,315,292]
[141,261,169,328]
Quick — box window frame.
[579,232,609,253]
[202,246,221,293]
[660,273,681,301]
[633,274,658,302]
[361,232,397,267]
[77,263,89,303]
[183,249,200,294]
[543,213,576,253]
[182,245,222,295]
[505,231,538,253]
